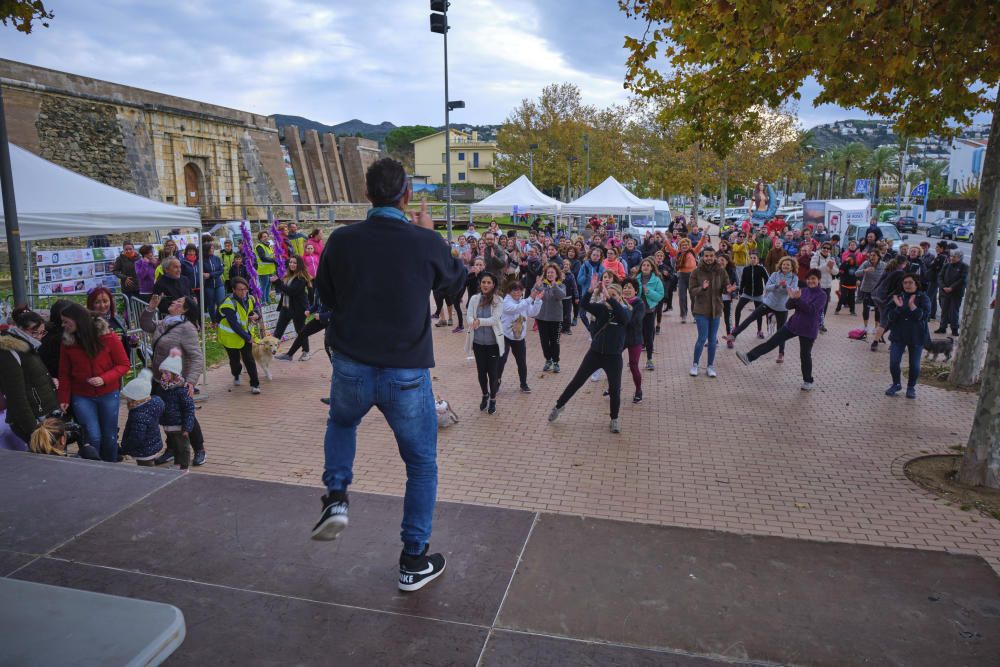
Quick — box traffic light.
[430,0,448,34]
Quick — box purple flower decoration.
[240,221,263,302]
[270,219,288,279]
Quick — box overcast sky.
[0,0,902,130]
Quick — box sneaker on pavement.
[251,387,262,395]
[543,360,553,372]
[645,359,654,371]
[548,405,564,422]
[320,397,331,405]
[487,399,497,415]
[520,384,532,393]
[736,351,750,366]
[299,352,313,361]
[589,370,602,382]
[398,546,446,592]
[776,353,785,363]
[706,366,717,378]
[311,491,349,540]
[819,325,828,333]
[655,326,661,334]
[192,450,206,466]
[632,392,643,404]
[757,330,765,339]
[435,320,450,328]
[232,376,241,386]
[885,383,902,396]
[689,365,699,377]
[552,362,561,373]
[610,418,621,434]
[153,451,174,466]
[452,325,464,333]
[275,353,293,361]
[905,387,917,399]
[801,382,814,391]
[726,338,734,349]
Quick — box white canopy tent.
[470,174,562,215]
[1,143,200,240]
[561,176,654,216]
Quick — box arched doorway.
[184,163,204,207]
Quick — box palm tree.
[839,142,870,197]
[825,148,844,198]
[864,146,897,203]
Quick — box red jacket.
[57,328,130,404]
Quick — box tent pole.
[0,85,27,305]
[25,241,34,308]
[199,233,207,389]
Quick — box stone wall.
[340,137,381,203]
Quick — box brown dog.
[252,335,280,381]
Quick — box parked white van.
[625,199,672,237]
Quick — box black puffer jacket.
[581,291,629,355]
[623,297,646,348]
[0,328,59,441]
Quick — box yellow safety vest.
[255,242,276,276]
[217,295,257,349]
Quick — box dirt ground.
[906,454,1000,521]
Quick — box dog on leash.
[924,336,954,362]
[252,335,281,380]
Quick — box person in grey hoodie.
[728,255,799,363]
[536,263,568,373]
[856,250,885,333]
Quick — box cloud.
[1,0,947,131]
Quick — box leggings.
[641,311,657,359]
[663,275,676,311]
[446,291,464,328]
[861,292,877,324]
[626,344,643,393]
[732,304,788,353]
[433,292,445,317]
[836,289,856,313]
[722,300,733,335]
[747,326,815,382]
[288,316,325,356]
[498,337,527,387]
[655,300,664,326]
[572,300,581,321]
[537,319,562,362]
[677,273,691,318]
[273,308,306,346]
[562,300,573,332]
[556,350,623,419]
[735,297,762,332]
[226,345,260,388]
[472,342,500,398]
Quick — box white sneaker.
[233,376,241,386]
[801,381,814,391]
[250,387,261,395]
[589,370,602,382]
[689,365,699,377]
[299,352,313,361]
[707,366,717,378]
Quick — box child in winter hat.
[120,368,165,465]
[158,348,195,470]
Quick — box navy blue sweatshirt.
[316,213,467,368]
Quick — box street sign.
[910,182,928,198]
[854,178,871,194]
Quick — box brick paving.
[184,294,1000,573]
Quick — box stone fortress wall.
[0,59,384,220]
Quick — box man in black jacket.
[935,249,968,335]
[311,158,466,593]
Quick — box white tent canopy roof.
[820,199,871,211]
[562,176,654,216]
[470,174,562,214]
[2,143,201,241]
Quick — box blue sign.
[910,182,928,198]
[854,179,872,194]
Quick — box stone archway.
[184,162,204,207]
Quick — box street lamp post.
[582,134,590,192]
[566,156,577,202]
[528,143,538,181]
[430,1,458,240]
[0,85,26,305]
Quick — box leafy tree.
[863,146,898,204]
[384,125,437,171]
[0,0,52,33]
[621,0,1000,488]
[838,143,871,198]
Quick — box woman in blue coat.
[883,273,932,399]
[636,257,664,370]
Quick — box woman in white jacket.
[809,241,839,332]
[464,271,504,414]
[498,276,544,393]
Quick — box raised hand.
[893,295,904,308]
[702,280,710,290]
[908,294,917,310]
[413,199,433,230]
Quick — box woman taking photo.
[0,307,58,450]
[464,271,504,414]
[636,258,664,370]
[536,263,568,373]
[57,303,130,462]
[883,273,931,399]
[271,256,313,360]
[141,295,207,465]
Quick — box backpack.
[848,328,867,340]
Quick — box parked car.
[955,223,975,242]
[845,222,903,244]
[925,219,962,239]
[894,216,918,233]
[710,207,750,224]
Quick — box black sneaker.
[520,384,532,393]
[193,450,206,466]
[311,491,349,541]
[320,397,331,406]
[487,399,497,415]
[154,451,174,466]
[398,545,446,592]
[632,392,643,404]
[479,394,489,411]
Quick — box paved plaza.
[189,295,1000,574]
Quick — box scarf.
[162,314,185,327]
[10,327,42,350]
[159,373,186,390]
[367,206,410,224]
[123,250,138,260]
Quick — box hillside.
[270,114,501,145]
[806,120,896,152]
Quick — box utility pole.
[528,143,538,181]
[0,85,26,305]
[430,1,454,240]
[583,134,590,192]
[566,156,577,201]
[897,137,909,211]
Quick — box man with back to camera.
[312,158,467,592]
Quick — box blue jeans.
[693,314,720,366]
[323,352,438,555]
[205,284,225,323]
[258,275,272,303]
[72,391,121,462]
[889,340,921,389]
